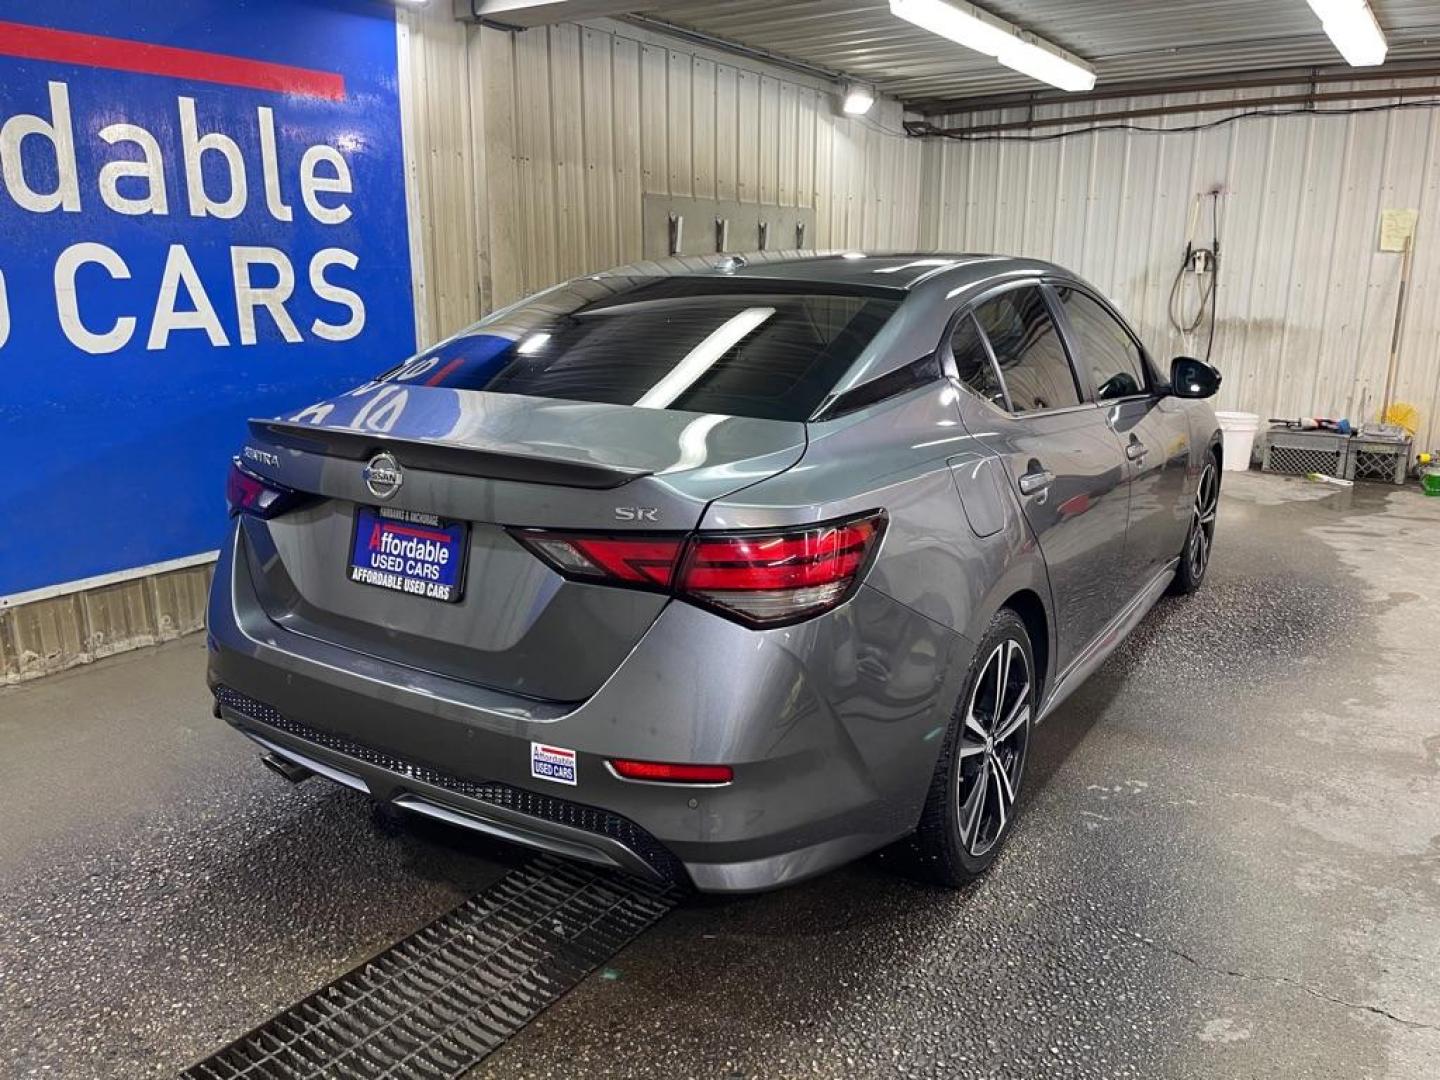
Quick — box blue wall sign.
[0,0,415,596]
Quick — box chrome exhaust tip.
[260,751,314,784]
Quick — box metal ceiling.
[633,0,1440,110]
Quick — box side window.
[973,287,1081,414]
[949,311,1007,410]
[1053,287,1148,400]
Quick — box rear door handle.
[1125,439,1148,461]
[1017,469,1055,496]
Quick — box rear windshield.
[381,277,901,421]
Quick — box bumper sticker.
[531,742,577,786]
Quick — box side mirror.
[1169,356,1222,399]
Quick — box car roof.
[597,250,1070,293]
[719,251,1060,291]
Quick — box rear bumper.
[217,685,684,883]
[207,525,974,893]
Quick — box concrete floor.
[2,471,1438,1079]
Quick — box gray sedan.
[208,252,1222,893]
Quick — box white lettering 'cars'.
[42,242,366,355]
[149,245,229,349]
[54,242,135,355]
[231,246,301,345]
[309,248,365,341]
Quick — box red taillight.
[678,515,883,626]
[609,759,733,784]
[514,533,685,587]
[511,511,885,628]
[226,459,304,519]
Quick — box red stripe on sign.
[0,20,346,100]
[386,524,453,544]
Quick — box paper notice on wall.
[1379,208,1418,252]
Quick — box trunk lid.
[236,384,805,702]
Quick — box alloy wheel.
[1188,462,1219,580]
[957,638,1032,858]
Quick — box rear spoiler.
[250,419,649,490]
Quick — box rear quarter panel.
[704,382,1050,673]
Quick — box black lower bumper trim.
[213,686,688,886]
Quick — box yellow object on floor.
[1306,472,1354,487]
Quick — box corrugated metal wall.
[926,83,1440,450]
[399,7,925,342]
[400,8,1440,451]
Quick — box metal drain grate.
[182,857,678,1080]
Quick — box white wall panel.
[611,35,644,262]
[691,56,717,200]
[714,63,738,203]
[927,83,1440,450]
[398,5,481,344]
[666,49,694,199]
[402,8,922,341]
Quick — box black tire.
[1169,448,1220,596]
[910,607,1036,886]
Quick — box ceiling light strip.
[888,0,1096,93]
[1306,0,1388,67]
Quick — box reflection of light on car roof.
[873,259,954,274]
[517,332,550,355]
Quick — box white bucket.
[1214,411,1261,472]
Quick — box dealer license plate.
[349,506,467,603]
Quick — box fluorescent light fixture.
[998,38,1096,92]
[842,82,876,115]
[634,307,775,409]
[889,0,1096,92]
[1307,0,1388,67]
[889,0,1012,55]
